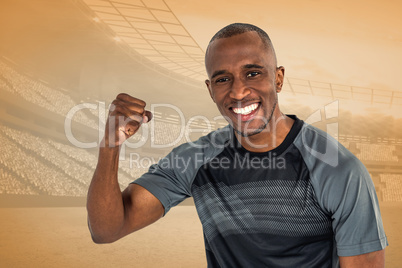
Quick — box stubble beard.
[234,97,278,138]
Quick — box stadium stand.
[0,167,39,195]
[356,143,399,162]
[0,59,98,130]
[1,110,402,199]
[380,174,402,202]
[152,120,186,146]
[0,133,85,196]
[0,123,153,196]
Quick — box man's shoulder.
[294,122,366,175]
[172,124,232,155]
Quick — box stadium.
[0,0,401,266]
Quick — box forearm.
[87,145,125,243]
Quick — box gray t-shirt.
[133,115,388,267]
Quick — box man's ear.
[275,66,285,93]
[205,79,215,103]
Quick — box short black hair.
[206,23,277,63]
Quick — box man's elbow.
[89,228,123,244]
[87,221,120,244]
[90,232,115,244]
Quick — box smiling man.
[87,23,388,267]
[205,28,294,152]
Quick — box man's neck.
[235,114,295,153]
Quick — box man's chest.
[190,150,333,241]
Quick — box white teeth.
[232,103,258,115]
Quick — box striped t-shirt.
[133,115,387,267]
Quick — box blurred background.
[0,0,401,267]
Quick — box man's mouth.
[232,103,259,115]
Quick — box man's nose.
[229,78,251,100]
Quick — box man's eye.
[216,77,229,83]
[247,72,260,78]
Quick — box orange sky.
[167,0,402,91]
[0,0,400,117]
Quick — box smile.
[232,103,259,115]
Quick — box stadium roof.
[79,0,206,81]
[78,0,402,107]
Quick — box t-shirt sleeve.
[131,147,193,215]
[132,164,188,215]
[295,124,388,257]
[131,134,221,215]
[324,162,388,256]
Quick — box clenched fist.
[101,93,152,147]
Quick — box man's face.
[205,31,284,137]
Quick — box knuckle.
[132,99,146,107]
[128,113,142,122]
[116,93,146,107]
[116,93,128,99]
[137,105,145,113]
[139,99,146,107]
[113,105,123,114]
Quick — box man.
[87,23,388,267]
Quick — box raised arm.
[87,93,164,244]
